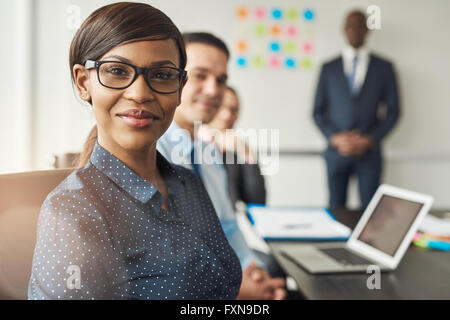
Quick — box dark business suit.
[313,54,400,208]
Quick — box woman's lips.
[120,116,154,128]
[117,109,158,129]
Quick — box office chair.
[0,169,72,299]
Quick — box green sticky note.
[286,8,299,20]
[285,41,297,54]
[300,57,313,70]
[254,24,266,36]
[252,55,265,68]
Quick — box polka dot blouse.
[28,142,242,300]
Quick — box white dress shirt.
[342,45,371,94]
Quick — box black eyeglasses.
[84,60,187,94]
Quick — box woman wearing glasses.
[28,2,241,300]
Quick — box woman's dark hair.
[77,125,98,168]
[72,2,186,167]
[182,32,229,59]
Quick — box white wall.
[1,0,450,208]
[0,0,34,172]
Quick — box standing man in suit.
[313,10,400,209]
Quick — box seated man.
[157,32,287,300]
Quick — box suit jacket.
[313,54,400,156]
[223,152,266,208]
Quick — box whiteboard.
[150,0,450,153]
[11,0,450,172]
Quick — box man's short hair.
[182,32,230,59]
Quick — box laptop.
[281,184,433,274]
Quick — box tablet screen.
[357,195,423,256]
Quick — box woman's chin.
[116,135,158,153]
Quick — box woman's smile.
[116,108,160,129]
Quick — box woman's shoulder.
[41,164,104,221]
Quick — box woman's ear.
[73,64,92,102]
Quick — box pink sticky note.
[287,25,297,37]
[268,56,281,69]
[302,42,313,53]
[255,7,266,20]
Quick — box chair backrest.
[0,169,72,299]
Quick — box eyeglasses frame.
[84,60,187,94]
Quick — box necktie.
[348,55,358,95]
[190,146,201,177]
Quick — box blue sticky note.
[303,9,315,21]
[269,41,280,52]
[237,57,247,67]
[272,8,282,20]
[285,57,296,68]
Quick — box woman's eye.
[150,70,178,81]
[107,67,130,76]
[155,72,173,79]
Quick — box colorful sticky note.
[285,41,297,54]
[233,5,316,71]
[269,24,282,37]
[303,26,315,36]
[235,23,249,37]
[236,6,249,19]
[269,41,281,52]
[301,42,314,54]
[236,40,248,53]
[252,40,265,53]
[303,9,315,21]
[268,56,281,69]
[286,8,299,20]
[255,7,266,20]
[285,57,296,69]
[254,23,266,36]
[300,57,313,69]
[286,25,298,37]
[271,8,283,20]
[252,55,265,68]
[236,56,247,68]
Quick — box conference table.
[268,208,450,299]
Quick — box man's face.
[344,12,368,49]
[176,43,228,125]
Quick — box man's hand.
[330,131,373,157]
[330,131,354,156]
[237,261,287,300]
[350,134,373,156]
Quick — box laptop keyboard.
[319,248,372,266]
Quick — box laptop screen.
[357,195,424,256]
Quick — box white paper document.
[247,207,351,241]
[419,214,450,236]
